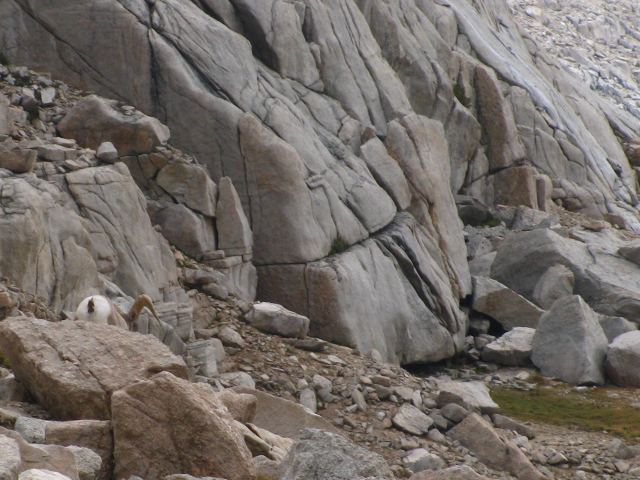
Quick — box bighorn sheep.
[75,294,160,330]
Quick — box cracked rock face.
[2,0,640,364]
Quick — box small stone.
[402,448,445,473]
[217,326,246,348]
[392,404,434,436]
[96,142,118,163]
[39,87,57,106]
[440,403,468,424]
[299,388,317,413]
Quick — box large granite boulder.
[112,372,255,480]
[605,331,640,387]
[531,296,608,385]
[0,317,188,420]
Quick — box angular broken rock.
[58,95,169,155]
[244,302,310,339]
[95,142,118,163]
[0,317,188,420]
[232,387,340,439]
[532,263,574,309]
[392,404,434,436]
[435,380,499,414]
[112,372,255,480]
[472,276,543,330]
[531,296,608,385]
[1,427,80,480]
[0,148,37,173]
[481,327,535,366]
[605,331,640,388]
[279,429,394,480]
[446,414,544,480]
[156,163,218,217]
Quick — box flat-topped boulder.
[0,317,188,420]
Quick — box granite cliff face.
[1,0,639,364]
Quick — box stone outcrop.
[0,317,188,420]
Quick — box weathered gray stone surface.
[0,434,21,480]
[279,429,394,480]
[0,173,103,311]
[0,93,10,135]
[2,0,640,370]
[605,331,640,388]
[66,164,178,302]
[0,148,37,173]
[258,214,467,365]
[472,277,544,330]
[531,296,608,385]
[149,202,216,259]
[481,327,535,366]
[112,372,255,480]
[532,264,575,310]
[0,317,188,420]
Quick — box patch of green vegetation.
[0,349,9,368]
[0,52,9,66]
[453,83,470,108]
[491,380,640,440]
[482,218,501,228]
[329,235,350,256]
